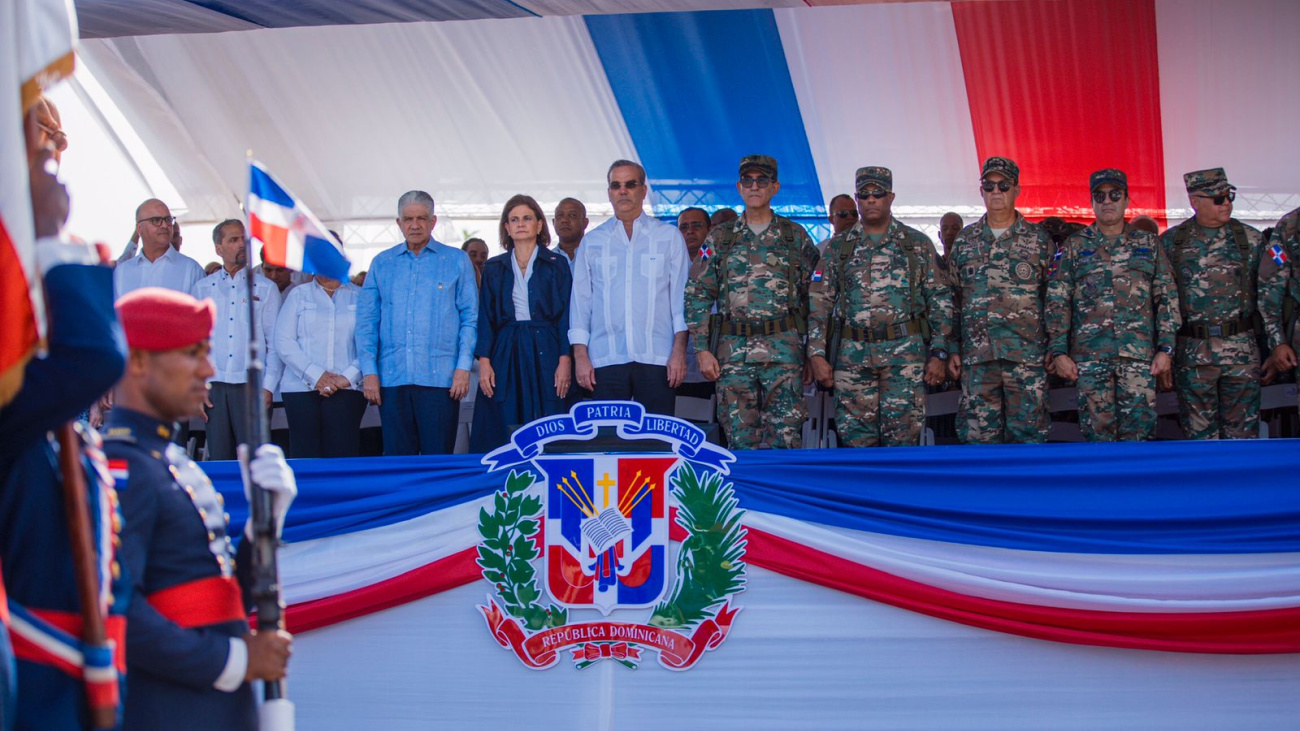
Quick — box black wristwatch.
[1051,351,1068,360]
[929,349,948,361]
[1158,345,1173,355]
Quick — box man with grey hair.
[569,160,689,415]
[356,190,477,455]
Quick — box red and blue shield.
[537,455,676,615]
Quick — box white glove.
[238,444,297,540]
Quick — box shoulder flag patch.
[811,270,823,282]
[107,459,129,485]
[1270,243,1288,268]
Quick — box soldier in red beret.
[104,287,295,730]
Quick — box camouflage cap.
[739,155,778,181]
[854,166,893,194]
[1089,168,1127,192]
[1184,167,1234,196]
[980,156,1019,184]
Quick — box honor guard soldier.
[807,167,954,447]
[1045,170,1180,441]
[105,288,296,730]
[948,157,1053,443]
[686,155,820,449]
[0,217,130,729]
[1159,168,1265,439]
[1259,206,1300,395]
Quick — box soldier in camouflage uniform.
[1159,168,1265,440]
[1259,207,1300,397]
[948,156,1053,443]
[807,167,952,447]
[686,155,819,449]
[1045,169,1180,441]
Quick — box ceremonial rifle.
[242,231,295,730]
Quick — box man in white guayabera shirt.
[569,159,690,415]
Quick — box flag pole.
[242,152,294,730]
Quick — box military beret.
[1184,167,1234,196]
[115,287,215,352]
[980,156,1020,184]
[1089,168,1127,192]
[739,155,778,181]
[855,166,893,194]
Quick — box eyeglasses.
[980,180,1014,193]
[136,216,176,227]
[1091,189,1126,203]
[36,121,68,152]
[738,177,773,189]
[855,190,888,200]
[833,210,859,219]
[1195,191,1236,205]
[608,180,641,191]
[678,221,707,231]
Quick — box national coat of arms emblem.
[476,401,744,670]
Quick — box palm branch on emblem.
[649,463,747,629]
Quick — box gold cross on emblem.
[597,472,616,509]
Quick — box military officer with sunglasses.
[686,155,820,449]
[1159,168,1266,439]
[947,157,1054,443]
[807,167,953,447]
[1045,170,1180,440]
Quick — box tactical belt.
[147,575,246,628]
[1178,315,1257,339]
[717,315,798,337]
[839,319,922,343]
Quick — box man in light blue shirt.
[355,190,477,455]
[569,160,689,415]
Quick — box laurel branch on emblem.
[476,470,568,631]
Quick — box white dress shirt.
[568,214,688,369]
[192,268,283,386]
[274,280,363,393]
[113,245,206,298]
[510,245,538,321]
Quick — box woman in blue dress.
[470,194,573,452]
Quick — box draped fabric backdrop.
[203,440,1300,730]
[72,0,1300,235]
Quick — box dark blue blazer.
[475,245,573,360]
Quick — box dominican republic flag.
[247,161,350,281]
[0,0,77,407]
[1271,243,1288,268]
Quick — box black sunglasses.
[855,190,888,200]
[1091,189,1126,203]
[678,221,707,231]
[981,180,1014,193]
[608,180,641,191]
[833,210,858,219]
[739,177,774,189]
[1196,191,1236,205]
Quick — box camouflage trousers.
[958,359,1048,444]
[1175,363,1259,440]
[833,363,925,447]
[1075,359,1157,441]
[717,361,806,450]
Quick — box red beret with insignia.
[115,287,215,351]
